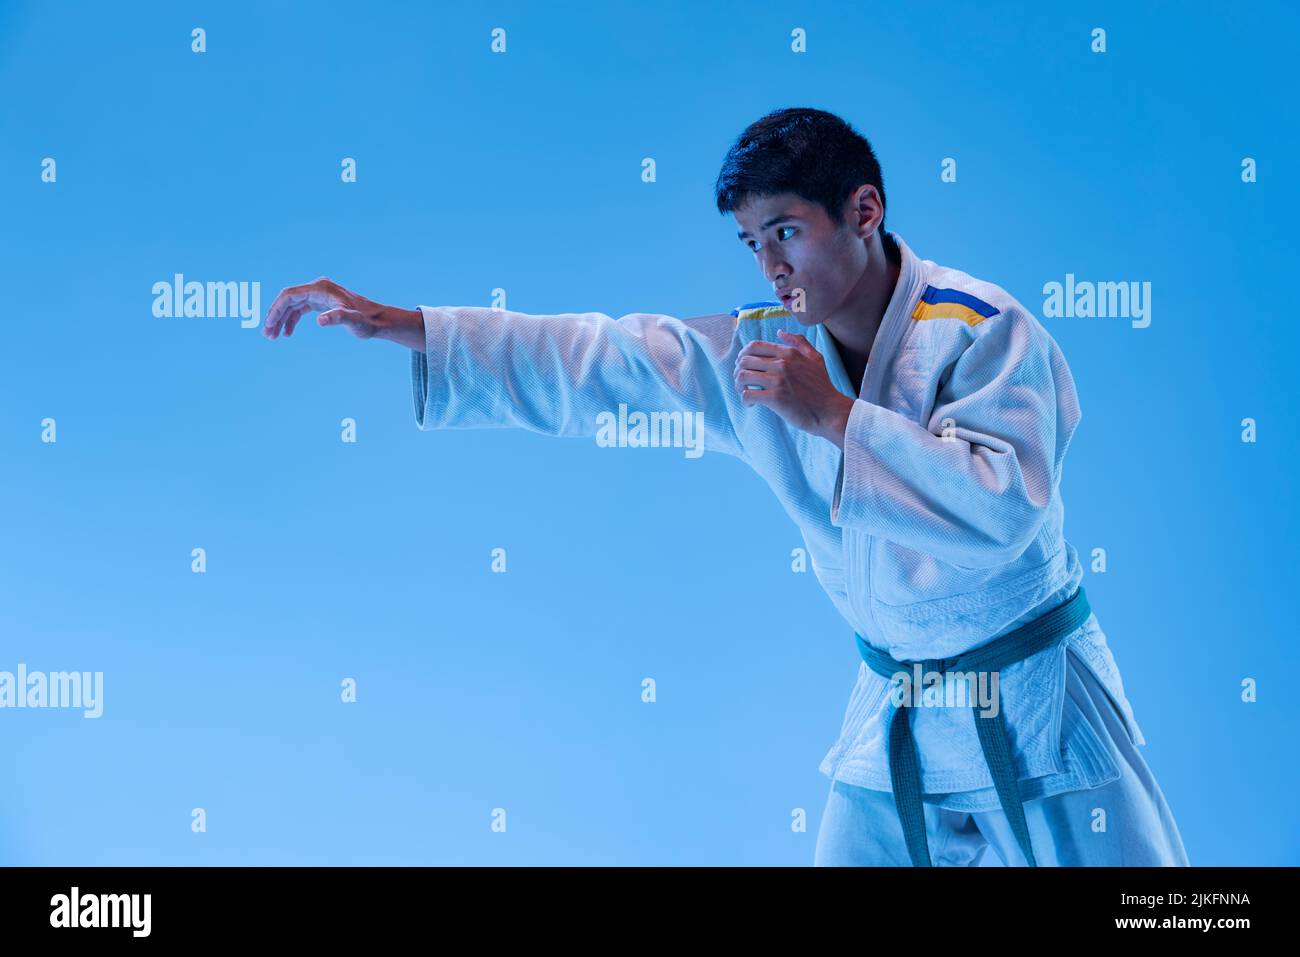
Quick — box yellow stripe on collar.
[733,303,793,324]
[911,285,1000,327]
[911,300,991,327]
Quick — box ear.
[848,184,884,238]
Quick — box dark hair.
[714,107,899,263]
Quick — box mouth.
[777,290,796,306]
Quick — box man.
[263,107,1189,867]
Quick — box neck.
[823,246,902,392]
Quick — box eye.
[746,226,795,252]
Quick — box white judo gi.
[408,230,1188,865]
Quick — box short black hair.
[714,107,899,264]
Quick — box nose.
[757,247,790,284]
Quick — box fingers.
[734,366,775,395]
[264,285,308,338]
[734,354,781,373]
[282,301,316,337]
[283,288,346,336]
[318,307,380,340]
[741,332,818,359]
[735,330,822,407]
[738,339,790,359]
[739,379,775,405]
[738,343,774,395]
[316,308,357,327]
[263,278,342,339]
[776,329,818,355]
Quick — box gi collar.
[817,230,927,404]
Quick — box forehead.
[733,192,812,226]
[733,193,831,239]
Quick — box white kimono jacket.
[409,231,1148,811]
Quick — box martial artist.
[263,107,1189,867]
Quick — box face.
[732,190,875,327]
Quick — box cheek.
[791,256,821,292]
[813,249,858,297]
[802,263,839,301]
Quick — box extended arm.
[411,303,747,458]
[263,278,749,459]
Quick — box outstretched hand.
[263,277,425,350]
[733,329,855,449]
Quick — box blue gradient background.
[1,0,1296,865]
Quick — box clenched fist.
[733,329,856,449]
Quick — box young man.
[263,108,1189,867]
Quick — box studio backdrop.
[1,0,1295,866]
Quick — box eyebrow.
[737,215,796,240]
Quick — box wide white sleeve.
[830,310,1081,569]
[409,304,748,459]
